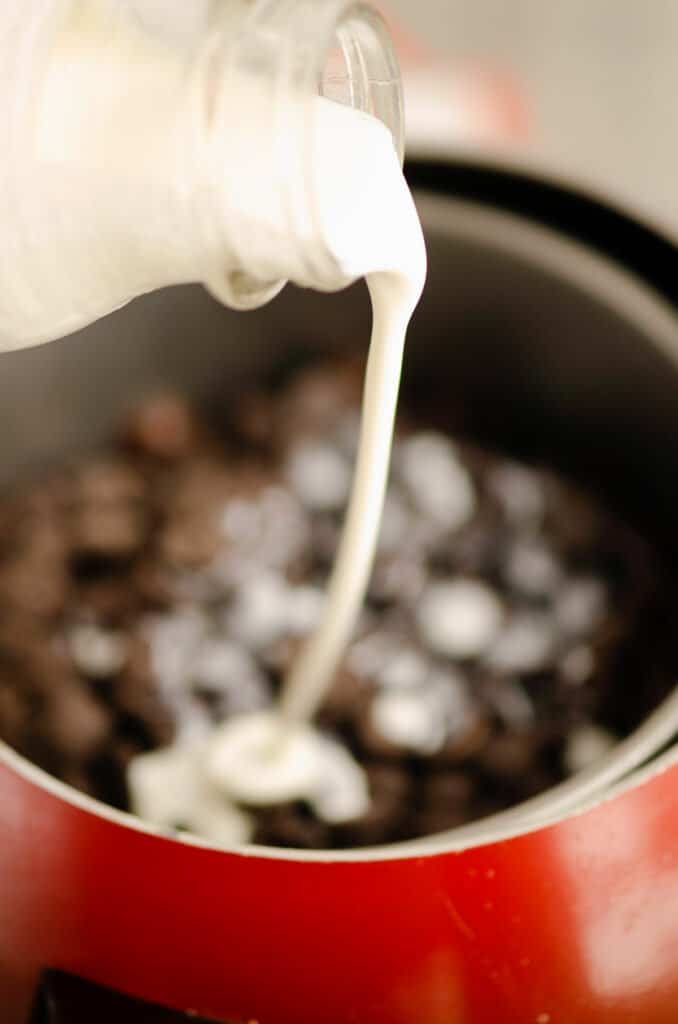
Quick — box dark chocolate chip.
[73,504,147,559]
[431,710,493,765]
[125,395,198,460]
[159,514,221,569]
[332,764,412,847]
[114,631,175,736]
[132,560,177,609]
[316,667,365,726]
[479,731,539,782]
[0,681,29,746]
[38,683,112,761]
[77,461,145,505]
[0,558,68,618]
[74,580,139,624]
[421,770,473,810]
[252,802,331,849]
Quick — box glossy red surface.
[2,754,678,1024]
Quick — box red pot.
[2,164,678,1024]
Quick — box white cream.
[278,100,426,723]
[205,101,426,825]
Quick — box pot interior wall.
[2,187,678,558]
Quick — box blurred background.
[389,0,678,231]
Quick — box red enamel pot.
[2,162,678,1024]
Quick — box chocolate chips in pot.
[0,360,672,850]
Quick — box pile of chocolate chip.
[0,358,673,848]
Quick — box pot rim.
[406,146,678,261]
[3,173,678,864]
